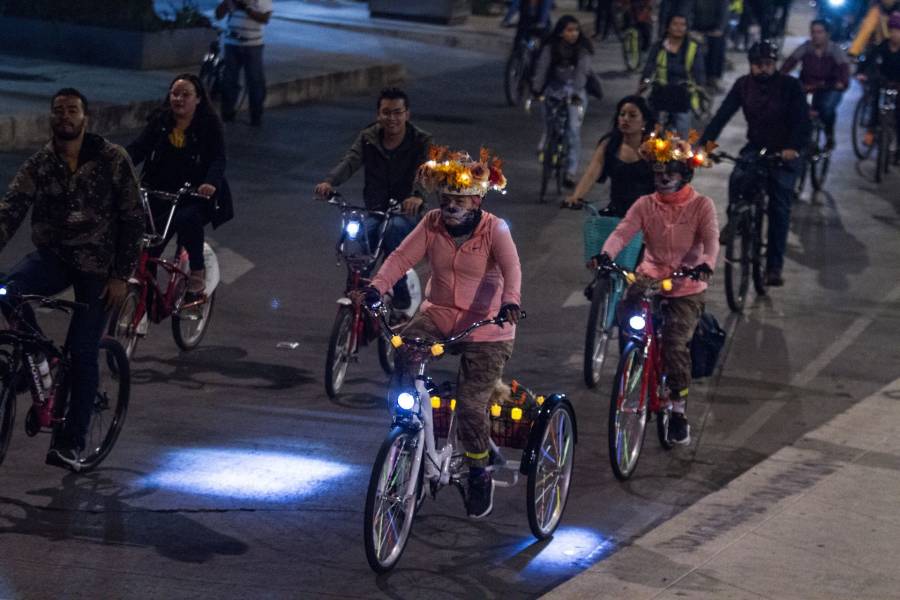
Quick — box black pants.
[2,250,108,451]
[149,199,209,271]
[223,44,266,123]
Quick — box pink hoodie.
[372,209,522,343]
[602,185,720,297]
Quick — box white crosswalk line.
[562,290,590,308]
[207,238,255,285]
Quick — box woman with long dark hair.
[127,73,233,296]
[564,95,656,215]
[531,15,594,187]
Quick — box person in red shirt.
[595,130,720,445]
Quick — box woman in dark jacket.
[127,73,232,295]
[564,95,656,215]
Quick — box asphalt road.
[0,18,898,600]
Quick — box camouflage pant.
[621,280,704,395]
[400,313,514,468]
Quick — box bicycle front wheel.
[751,204,768,296]
[79,338,130,472]
[608,341,649,480]
[875,125,890,183]
[809,123,831,190]
[852,94,874,160]
[364,426,422,573]
[723,218,751,313]
[584,277,614,388]
[325,305,354,398]
[527,403,575,539]
[504,51,526,107]
[172,290,216,351]
[0,348,17,467]
[107,286,142,360]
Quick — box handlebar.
[321,191,401,218]
[596,260,705,293]
[141,184,209,205]
[0,288,88,314]
[710,149,782,165]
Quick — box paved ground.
[0,2,898,599]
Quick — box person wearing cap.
[594,130,720,445]
[857,12,900,155]
[699,40,811,287]
[353,147,521,520]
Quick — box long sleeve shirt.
[531,43,591,96]
[371,209,522,343]
[700,73,811,152]
[849,5,892,57]
[780,41,850,90]
[602,186,719,298]
[0,133,144,279]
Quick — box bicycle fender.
[336,297,352,306]
[519,394,578,476]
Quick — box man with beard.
[700,41,811,287]
[354,147,521,520]
[0,88,143,471]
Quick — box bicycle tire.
[751,203,768,296]
[172,289,215,351]
[555,141,567,197]
[504,51,526,107]
[325,305,354,398]
[364,426,422,573]
[622,28,641,72]
[377,330,395,376]
[875,125,890,183]
[0,348,17,467]
[539,137,555,203]
[78,338,130,472]
[526,403,575,539]
[723,218,751,312]
[106,286,142,360]
[810,132,831,191]
[656,408,674,450]
[584,276,613,388]
[608,341,649,481]
[852,94,875,160]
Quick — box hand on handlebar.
[681,263,713,282]
[589,251,614,270]
[780,148,799,162]
[314,181,334,200]
[401,196,424,216]
[197,183,217,198]
[101,278,128,311]
[350,286,382,309]
[497,303,521,327]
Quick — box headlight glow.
[629,315,646,331]
[827,0,845,7]
[397,392,416,411]
[345,220,361,239]
[0,287,7,296]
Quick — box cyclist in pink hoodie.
[357,147,521,520]
[596,130,719,445]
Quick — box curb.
[0,62,405,152]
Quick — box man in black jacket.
[700,41,811,287]
[315,88,432,310]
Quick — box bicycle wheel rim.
[724,221,751,312]
[609,344,648,480]
[504,54,524,106]
[852,97,874,160]
[810,125,830,189]
[108,290,140,359]
[173,291,215,350]
[365,430,420,571]
[326,308,353,396]
[528,406,574,538]
[589,282,612,386]
[79,339,129,470]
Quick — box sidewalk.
[543,377,900,599]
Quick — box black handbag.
[690,311,726,379]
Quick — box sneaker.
[563,175,577,189]
[765,269,784,287]
[668,412,691,445]
[465,468,494,519]
[46,445,81,472]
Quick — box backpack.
[690,311,726,379]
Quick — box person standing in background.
[215,0,273,127]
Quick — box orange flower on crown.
[639,128,716,169]
[417,146,508,196]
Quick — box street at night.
[0,1,899,598]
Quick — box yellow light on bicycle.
[431,396,441,409]
[431,343,444,357]
[450,398,456,411]
[536,395,545,406]
[490,404,502,418]
[391,335,403,348]
[629,315,646,331]
[510,407,523,421]
[625,272,636,285]
[662,279,673,292]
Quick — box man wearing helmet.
[700,40,811,287]
[355,147,522,520]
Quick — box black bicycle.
[199,26,246,112]
[714,150,781,313]
[852,82,876,160]
[795,92,832,197]
[874,84,898,183]
[0,290,129,472]
[504,33,541,107]
[536,93,580,203]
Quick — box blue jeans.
[811,89,843,139]
[729,148,800,273]
[223,44,266,123]
[541,92,588,177]
[2,250,109,451]
[365,214,417,307]
[668,111,692,138]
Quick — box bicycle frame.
[620,297,666,418]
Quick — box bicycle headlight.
[345,220,361,240]
[827,0,844,7]
[397,392,416,411]
[628,315,647,331]
[0,286,7,296]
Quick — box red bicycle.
[601,261,701,480]
[107,186,220,358]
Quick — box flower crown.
[639,128,718,169]
[417,146,508,196]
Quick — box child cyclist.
[594,130,720,444]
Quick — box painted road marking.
[563,290,590,308]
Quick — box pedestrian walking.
[215,0,273,127]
